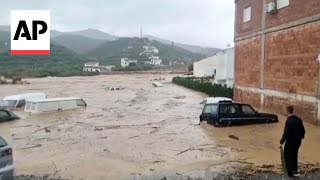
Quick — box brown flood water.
[0,74,319,180]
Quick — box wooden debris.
[176,148,192,155]
[228,135,239,140]
[18,144,41,150]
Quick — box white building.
[140,46,159,55]
[193,56,219,77]
[83,62,115,72]
[214,48,235,88]
[193,48,235,87]
[121,58,138,68]
[149,56,162,66]
[83,62,101,72]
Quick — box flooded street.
[0,74,320,179]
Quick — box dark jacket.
[280,115,305,144]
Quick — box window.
[0,137,8,147]
[76,99,87,107]
[16,99,26,108]
[243,6,251,23]
[219,104,239,114]
[277,0,289,10]
[203,104,218,114]
[242,105,256,115]
[0,110,9,117]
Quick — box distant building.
[214,48,235,88]
[83,62,101,72]
[193,56,218,78]
[121,58,138,68]
[193,48,235,87]
[83,62,115,72]
[140,46,159,55]
[149,56,162,66]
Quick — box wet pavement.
[0,74,319,180]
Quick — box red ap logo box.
[11,10,50,56]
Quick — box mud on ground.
[0,74,319,180]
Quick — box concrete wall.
[193,56,219,77]
[234,0,320,125]
[216,48,235,87]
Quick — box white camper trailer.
[0,93,47,109]
[24,97,87,113]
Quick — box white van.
[24,97,87,113]
[0,93,47,109]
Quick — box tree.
[188,64,194,72]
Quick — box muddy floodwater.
[0,74,320,180]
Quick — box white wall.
[193,56,219,77]
[215,48,234,88]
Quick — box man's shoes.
[293,172,300,177]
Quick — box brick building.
[234,0,320,125]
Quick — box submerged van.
[0,93,47,110]
[24,97,87,113]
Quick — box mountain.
[0,31,10,53]
[0,43,88,77]
[0,26,10,32]
[52,34,105,54]
[88,37,205,66]
[0,30,89,77]
[65,29,117,41]
[145,35,221,56]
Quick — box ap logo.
[11,10,50,56]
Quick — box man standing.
[280,105,305,177]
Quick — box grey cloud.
[0,0,235,48]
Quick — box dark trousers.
[284,140,301,177]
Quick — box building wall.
[193,56,219,77]
[234,0,320,125]
[234,37,261,88]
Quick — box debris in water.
[18,144,42,150]
[94,127,103,131]
[229,135,239,140]
[45,127,51,133]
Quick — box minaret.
[140,26,143,38]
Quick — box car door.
[218,104,239,125]
[200,104,218,123]
[240,104,258,123]
[0,110,12,122]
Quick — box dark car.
[0,109,20,122]
[200,102,278,127]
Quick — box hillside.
[66,29,117,41]
[88,37,205,66]
[52,34,105,54]
[145,35,221,56]
[0,31,88,77]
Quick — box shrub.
[172,77,233,98]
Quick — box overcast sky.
[0,0,235,48]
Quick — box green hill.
[52,34,106,54]
[0,44,88,77]
[88,37,205,66]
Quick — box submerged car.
[0,109,20,122]
[0,136,14,180]
[200,101,278,127]
[25,97,87,113]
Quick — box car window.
[16,99,26,108]
[203,104,217,114]
[76,99,86,107]
[219,104,239,114]
[242,105,256,115]
[0,137,8,147]
[0,110,9,117]
[0,100,17,107]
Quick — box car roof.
[27,97,82,103]
[205,97,233,104]
[3,93,46,101]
